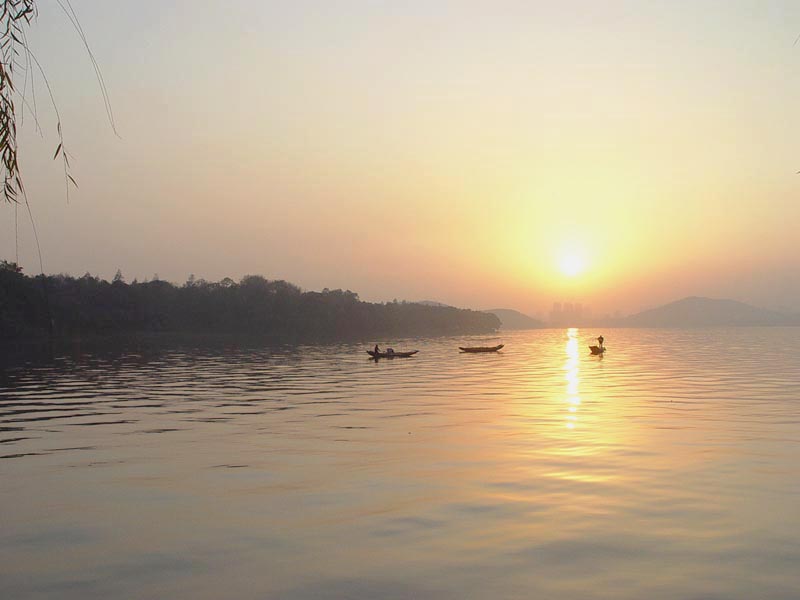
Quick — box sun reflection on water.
[565,327,581,430]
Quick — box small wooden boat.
[589,345,606,355]
[367,350,419,358]
[459,344,504,353]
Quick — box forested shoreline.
[0,263,500,340]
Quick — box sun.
[558,250,587,277]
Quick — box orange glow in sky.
[2,3,799,317]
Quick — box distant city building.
[550,300,584,325]
[549,300,617,325]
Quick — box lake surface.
[2,328,800,599]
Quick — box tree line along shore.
[0,263,500,341]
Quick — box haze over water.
[2,327,800,599]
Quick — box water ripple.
[1,327,800,599]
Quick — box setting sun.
[559,251,587,278]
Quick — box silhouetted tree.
[0,269,501,340]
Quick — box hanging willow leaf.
[0,1,114,204]
[0,0,37,203]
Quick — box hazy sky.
[2,0,799,315]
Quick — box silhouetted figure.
[374,344,380,354]
[589,335,605,355]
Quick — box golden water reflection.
[565,327,581,430]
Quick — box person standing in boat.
[597,335,604,349]
[374,344,380,355]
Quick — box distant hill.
[485,308,544,330]
[625,296,796,327]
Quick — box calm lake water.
[2,328,800,599]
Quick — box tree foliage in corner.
[0,0,89,205]
[0,0,36,203]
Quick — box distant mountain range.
[416,303,544,330]
[416,296,799,329]
[485,308,544,330]
[625,296,800,327]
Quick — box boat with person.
[589,335,606,355]
[459,344,504,353]
[367,349,419,358]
